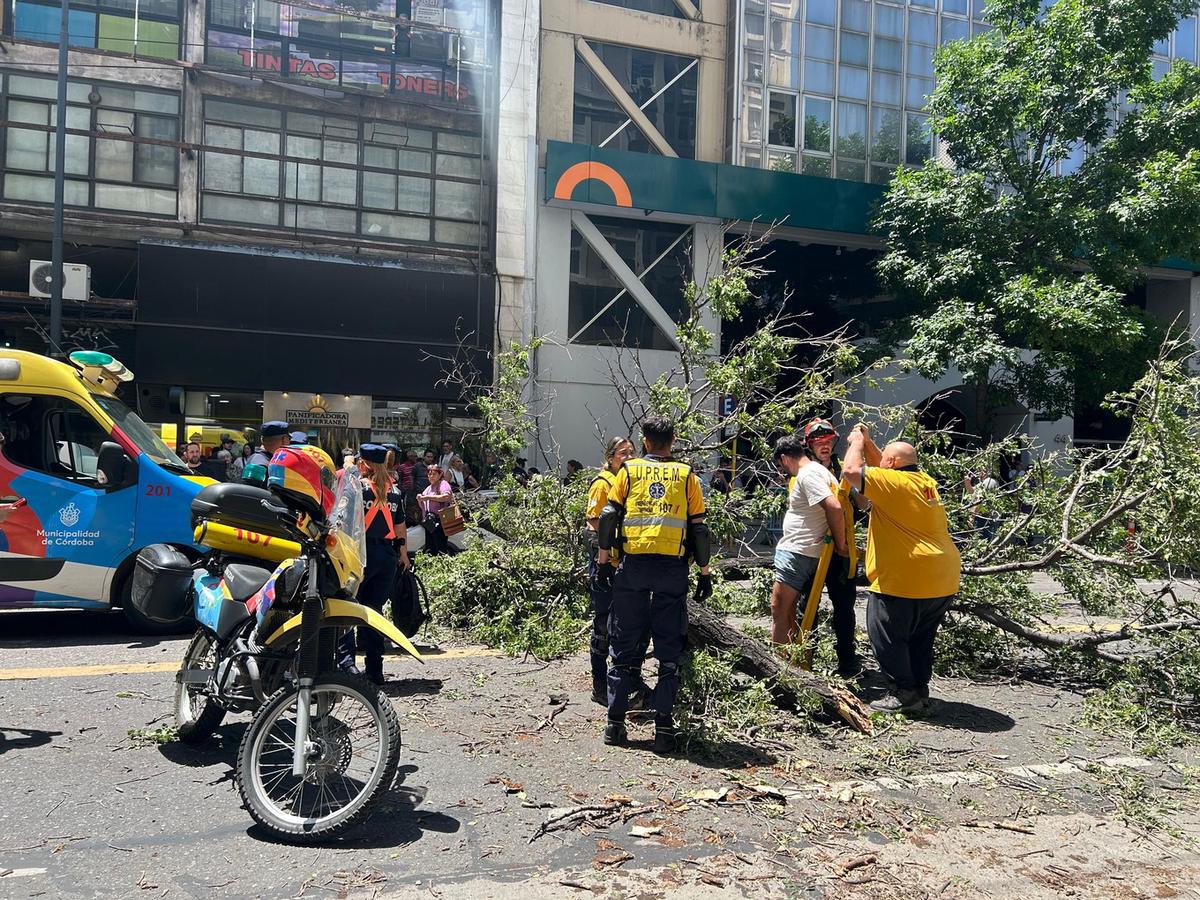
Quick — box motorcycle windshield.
[327,467,367,596]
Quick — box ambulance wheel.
[117,575,192,635]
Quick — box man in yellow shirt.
[597,415,710,754]
[841,425,961,714]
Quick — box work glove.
[693,572,713,603]
[592,562,616,592]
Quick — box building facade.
[0,0,500,452]
[507,0,728,469]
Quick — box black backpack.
[390,567,428,638]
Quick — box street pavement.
[0,609,604,898]
[2,607,1199,900]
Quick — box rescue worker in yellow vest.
[586,436,649,707]
[596,415,711,754]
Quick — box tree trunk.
[686,599,874,734]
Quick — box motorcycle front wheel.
[174,632,226,744]
[236,673,401,843]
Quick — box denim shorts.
[774,548,820,594]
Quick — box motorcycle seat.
[223,563,273,603]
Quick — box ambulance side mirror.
[96,441,137,491]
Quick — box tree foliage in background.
[874,0,1200,427]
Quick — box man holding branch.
[841,425,961,714]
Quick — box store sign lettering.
[233,50,471,100]
[286,408,351,427]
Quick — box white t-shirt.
[778,462,836,558]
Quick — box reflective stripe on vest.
[621,458,692,558]
[364,482,397,540]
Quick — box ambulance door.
[0,393,136,605]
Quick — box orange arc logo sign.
[552,161,633,207]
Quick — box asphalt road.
[0,609,619,899]
[3,607,1199,900]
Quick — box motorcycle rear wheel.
[174,632,226,744]
[236,672,401,843]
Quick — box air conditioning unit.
[29,261,91,302]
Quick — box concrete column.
[177,0,206,226]
[538,31,577,158]
[695,56,726,163]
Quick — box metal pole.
[50,0,69,356]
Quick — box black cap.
[359,443,390,464]
[261,421,290,438]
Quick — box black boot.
[604,719,627,746]
[590,654,608,705]
[653,716,677,755]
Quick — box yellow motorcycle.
[131,447,422,842]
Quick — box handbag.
[437,502,466,537]
[389,568,428,638]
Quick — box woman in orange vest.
[338,443,410,685]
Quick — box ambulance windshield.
[93,396,189,473]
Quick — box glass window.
[836,158,865,181]
[870,164,894,184]
[876,4,904,38]
[841,0,870,32]
[972,0,986,15]
[874,36,903,71]
[909,10,936,43]
[906,113,932,164]
[767,150,797,172]
[1177,17,1197,63]
[910,0,934,7]
[801,153,830,176]
[839,65,868,99]
[943,0,968,13]
[837,100,866,159]
[742,84,764,143]
[0,394,108,484]
[770,19,800,54]
[198,99,486,246]
[839,31,869,65]
[13,0,182,58]
[568,217,692,349]
[941,16,969,43]
[768,91,797,146]
[907,43,936,77]
[804,0,835,26]
[768,53,801,88]
[906,76,934,109]
[746,48,766,81]
[872,71,902,105]
[803,58,835,93]
[573,42,699,159]
[745,12,765,39]
[1,73,180,214]
[805,24,835,60]
[871,106,902,162]
[802,96,832,152]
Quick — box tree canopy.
[873,0,1200,427]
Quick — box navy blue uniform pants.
[607,554,688,722]
[866,592,954,693]
[338,539,397,681]
[589,553,650,696]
